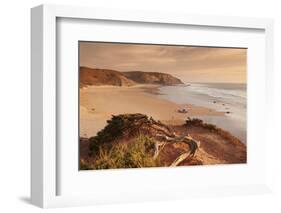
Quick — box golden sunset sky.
[80,42,247,83]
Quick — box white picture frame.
[31,4,274,208]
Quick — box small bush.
[185,118,218,132]
[89,114,148,155]
[185,118,204,126]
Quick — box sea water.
[157,83,247,143]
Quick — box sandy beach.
[80,85,224,138]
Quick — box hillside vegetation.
[80,114,246,170]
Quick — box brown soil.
[80,115,246,168]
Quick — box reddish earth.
[80,115,246,168]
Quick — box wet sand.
[80,85,224,137]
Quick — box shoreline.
[156,84,246,143]
[80,85,225,138]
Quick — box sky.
[79,42,247,83]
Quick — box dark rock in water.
[226,111,231,114]
[177,109,188,113]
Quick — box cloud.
[79,42,246,83]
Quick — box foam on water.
[156,83,247,143]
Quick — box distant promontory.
[80,66,184,88]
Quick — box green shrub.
[89,114,148,155]
[185,118,218,132]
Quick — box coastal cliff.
[80,67,135,87]
[80,66,183,88]
[123,71,183,85]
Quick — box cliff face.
[80,67,184,87]
[80,67,136,87]
[123,71,184,85]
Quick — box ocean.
[156,83,247,143]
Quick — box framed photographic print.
[78,42,247,170]
[31,4,274,208]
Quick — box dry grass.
[81,135,160,170]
